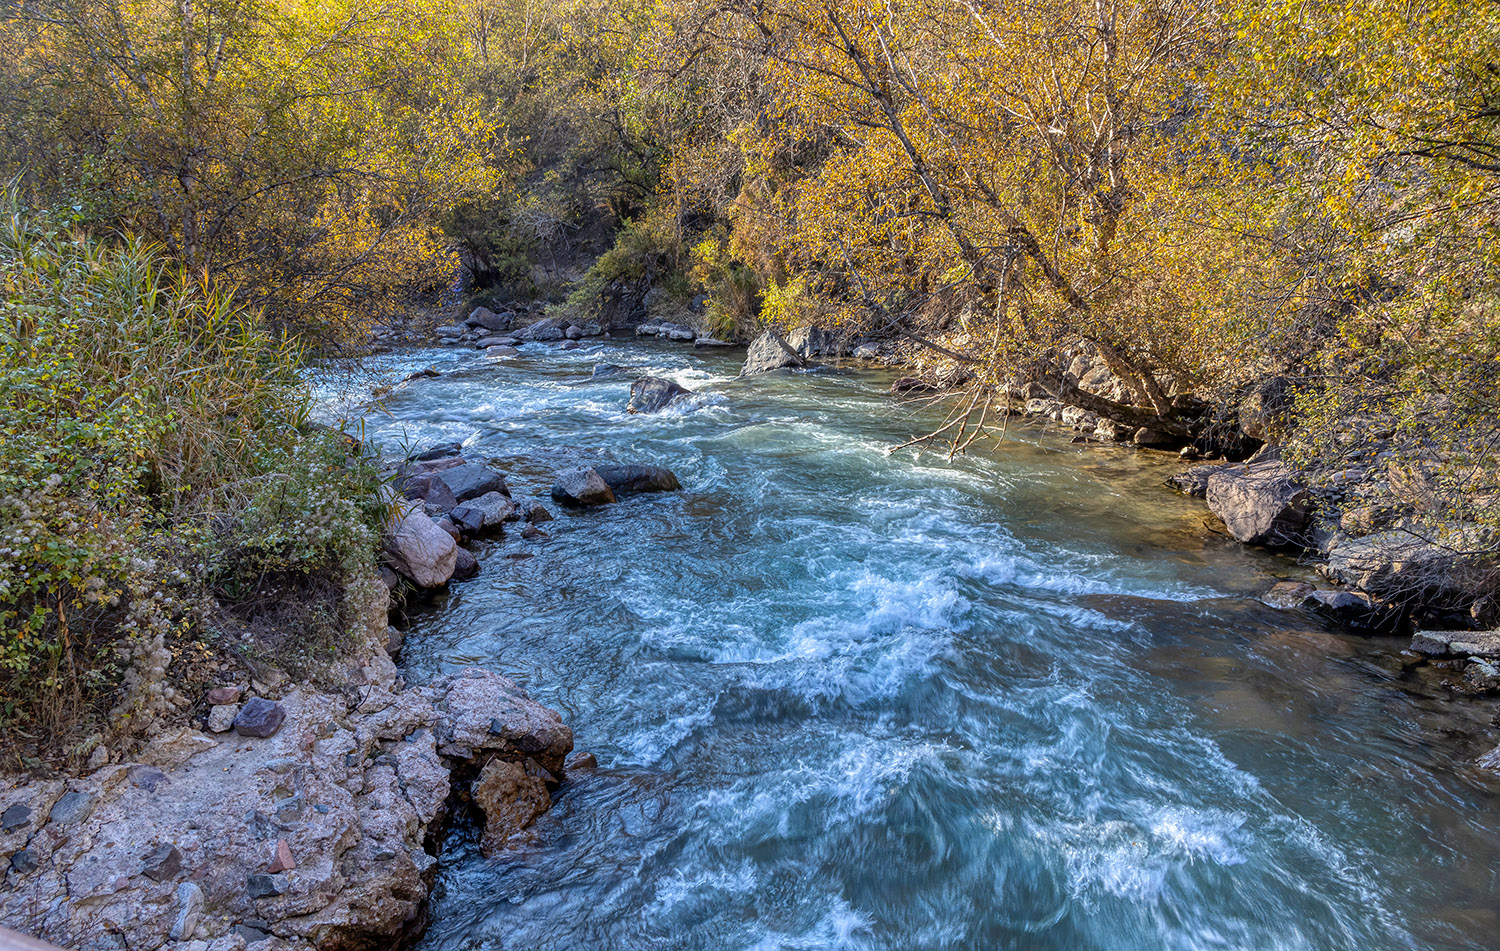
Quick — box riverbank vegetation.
[1,0,1497,751]
[0,203,384,765]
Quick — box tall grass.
[0,201,383,764]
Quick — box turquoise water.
[322,340,1500,951]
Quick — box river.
[320,339,1500,951]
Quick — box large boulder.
[1323,526,1499,609]
[401,471,458,511]
[593,464,681,495]
[1206,455,1313,547]
[404,460,509,505]
[383,502,458,587]
[740,325,846,375]
[551,467,616,507]
[628,376,692,414]
[1237,377,1294,443]
[0,686,453,951]
[516,316,569,341]
[1410,629,1500,659]
[465,307,513,333]
[436,668,574,776]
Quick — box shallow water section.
[322,341,1500,951]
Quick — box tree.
[0,0,498,341]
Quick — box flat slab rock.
[1410,629,1500,659]
[0,668,573,951]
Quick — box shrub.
[0,201,384,760]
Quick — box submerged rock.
[628,376,692,414]
[1167,463,1231,499]
[551,467,616,507]
[593,464,681,495]
[514,498,554,523]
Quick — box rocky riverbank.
[1,569,584,948]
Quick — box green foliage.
[0,203,383,751]
[563,207,682,317]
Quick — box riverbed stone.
[1303,589,1405,634]
[465,307,512,333]
[593,464,681,495]
[401,470,459,511]
[1410,629,1500,658]
[383,501,458,588]
[516,316,568,341]
[551,467,616,507]
[514,498,554,523]
[233,697,286,738]
[451,491,515,536]
[741,326,842,375]
[1323,526,1500,610]
[430,462,510,503]
[452,547,480,581]
[628,376,692,413]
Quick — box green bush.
[0,202,384,757]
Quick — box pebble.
[267,838,296,873]
[141,843,184,882]
[246,873,287,899]
[1,804,31,831]
[48,792,94,826]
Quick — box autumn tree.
[0,0,498,341]
[1209,0,1500,535]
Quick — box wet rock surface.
[592,464,681,495]
[627,376,692,414]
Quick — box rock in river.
[594,464,681,495]
[551,467,616,507]
[383,501,458,587]
[1205,452,1313,547]
[473,759,551,854]
[628,376,692,414]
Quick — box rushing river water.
[321,339,1499,951]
